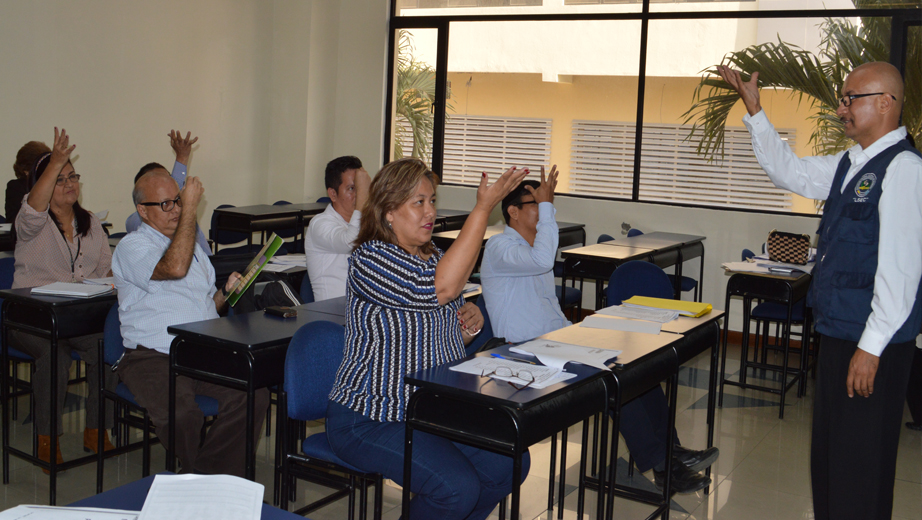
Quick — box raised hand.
[169,130,199,165]
[525,165,558,205]
[716,65,762,116]
[50,127,76,167]
[475,166,529,212]
[180,176,204,210]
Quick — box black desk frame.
[166,300,347,481]
[0,290,116,504]
[718,273,812,419]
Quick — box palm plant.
[393,30,437,162]
[683,0,920,163]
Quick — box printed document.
[138,474,263,520]
[449,357,574,389]
[509,339,619,371]
[580,315,661,335]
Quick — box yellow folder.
[622,296,713,318]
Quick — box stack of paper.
[510,338,620,371]
[32,282,115,298]
[449,356,575,389]
[579,315,661,334]
[138,474,263,520]
[595,305,678,323]
[621,296,712,318]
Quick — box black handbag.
[767,229,811,265]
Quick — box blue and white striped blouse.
[329,240,465,422]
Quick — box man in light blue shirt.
[113,169,267,477]
[125,130,211,254]
[481,167,717,494]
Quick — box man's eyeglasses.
[55,174,81,186]
[139,196,182,212]
[482,366,535,390]
[838,92,895,107]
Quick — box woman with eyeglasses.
[326,158,529,520]
[11,127,116,471]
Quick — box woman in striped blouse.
[327,158,529,520]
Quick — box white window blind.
[569,121,795,211]
[442,115,552,185]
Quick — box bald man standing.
[719,62,922,520]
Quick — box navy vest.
[810,139,922,343]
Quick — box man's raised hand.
[716,65,762,117]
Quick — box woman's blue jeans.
[326,400,530,520]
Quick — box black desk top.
[404,344,608,411]
[0,287,118,307]
[68,473,308,519]
[436,209,470,219]
[213,202,327,218]
[302,296,346,317]
[167,303,345,350]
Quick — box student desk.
[402,327,684,520]
[165,297,346,481]
[212,202,328,248]
[435,208,470,231]
[69,472,310,519]
[562,232,706,307]
[0,288,117,504]
[718,272,812,419]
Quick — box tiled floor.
[1,344,920,519]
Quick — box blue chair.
[1,257,35,421]
[96,306,220,492]
[465,294,495,356]
[299,273,314,304]
[279,321,383,518]
[629,229,699,300]
[316,196,331,203]
[607,260,674,306]
[271,201,301,247]
[598,233,615,243]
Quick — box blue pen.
[490,353,538,365]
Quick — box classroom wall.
[0,0,388,232]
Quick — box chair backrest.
[0,257,15,291]
[607,260,673,306]
[627,228,644,237]
[273,200,292,205]
[209,204,250,245]
[284,321,345,421]
[465,294,495,356]
[742,248,755,261]
[300,273,315,304]
[597,234,615,244]
[109,231,128,239]
[316,196,331,203]
[103,305,125,366]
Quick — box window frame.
[385,1,921,217]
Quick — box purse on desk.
[767,229,811,265]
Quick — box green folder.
[226,233,285,307]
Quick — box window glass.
[391,28,439,163]
[443,20,641,194]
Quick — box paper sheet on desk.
[509,339,619,371]
[449,357,574,389]
[260,263,298,273]
[138,474,263,520]
[0,505,138,520]
[580,315,661,335]
[269,254,305,265]
[595,305,678,323]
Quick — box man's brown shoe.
[83,428,115,454]
[37,435,63,475]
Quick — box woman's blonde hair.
[355,158,440,256]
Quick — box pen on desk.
[490,353,538,365]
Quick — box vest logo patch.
[855,173,877,198]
